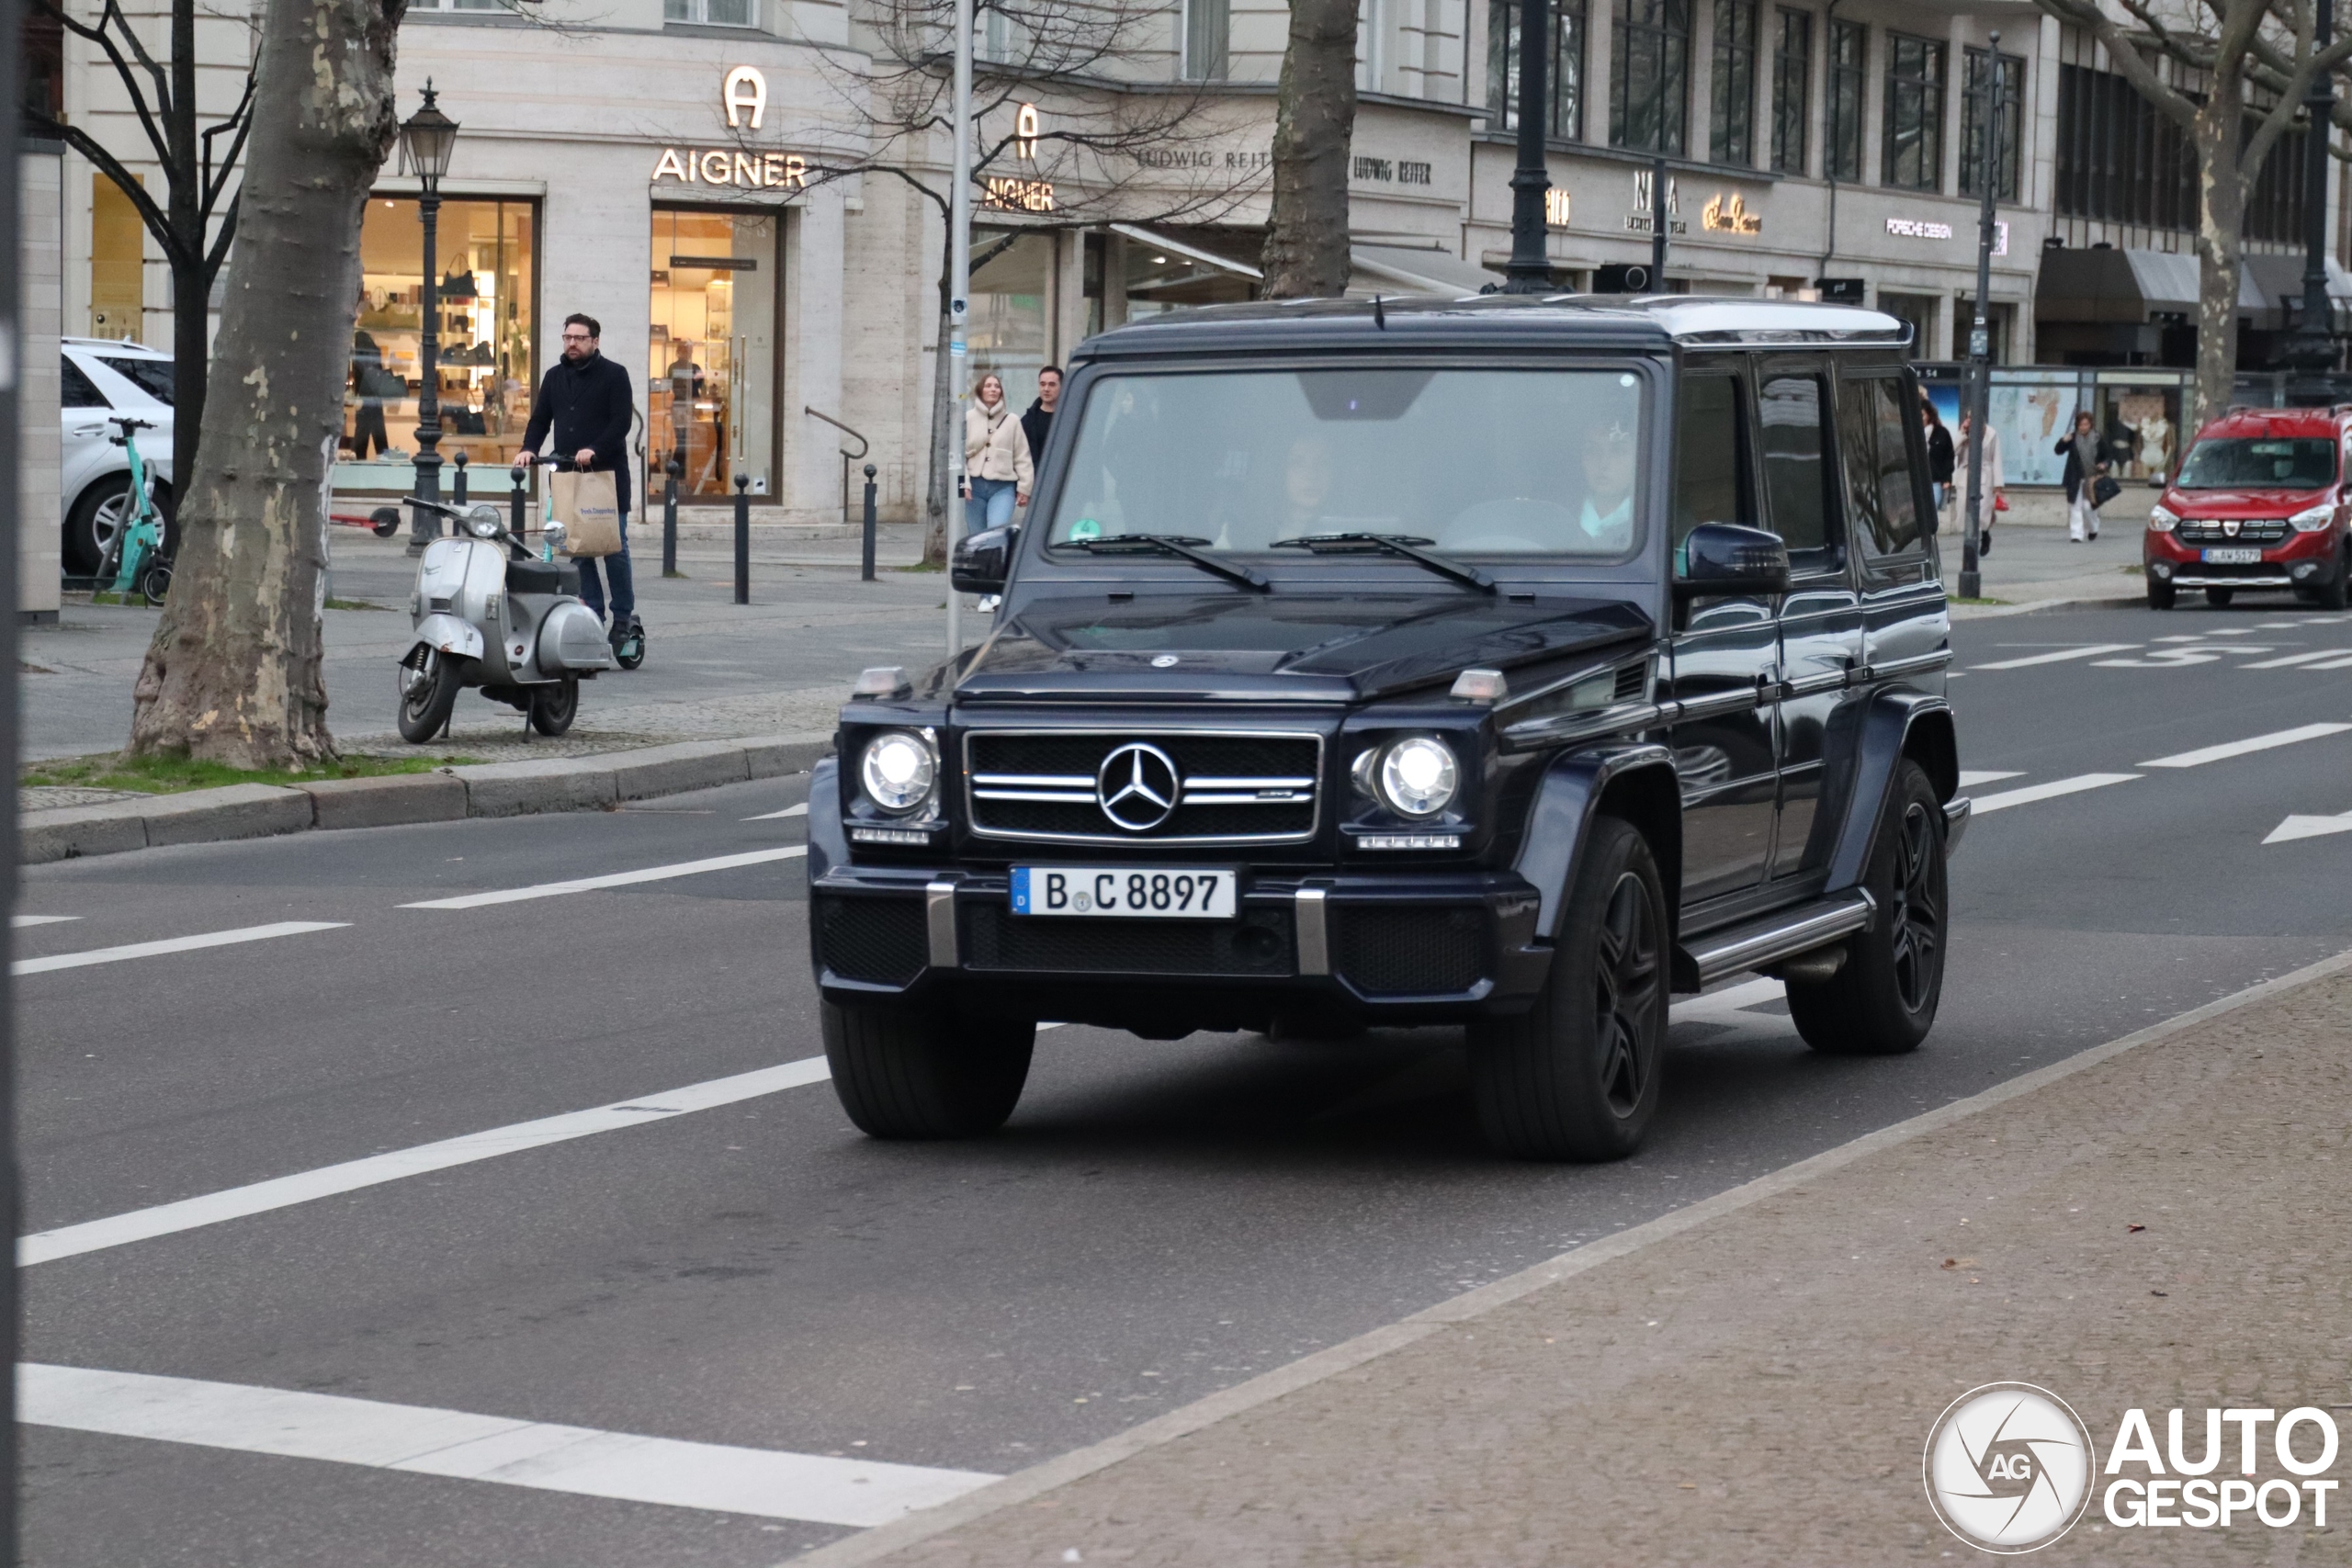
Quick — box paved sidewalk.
[815,953,2352,1566]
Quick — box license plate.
[1011,866,1238,919]
[2202,547,2263,564]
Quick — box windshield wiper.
[1063,533,1271,592]
[1270,533,1496,593]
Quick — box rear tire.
[2145,576,2176,610]
[2317,549,2352,612]
[396,651,467,743]
[2205,587,2235,607]
[137,561,171,606]
[1786,761,1947,1056]
[821,1001,1035,1138]
[527,675,579,737]
[1467,816,1668,1161]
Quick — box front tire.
[2205,587,2235,607]
[2316,548,2352,612]
[822,1002,1034,1138]
[2145,575,2176,610]
[396,651,467,743]
[1467,816,1668,1161]
[527,675,579,737]
[1786,760,1947,1056]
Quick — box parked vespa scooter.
[383,496,615,742]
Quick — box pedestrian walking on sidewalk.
[1921,393,1955,512]
[1956,410,2005,557]
[522,312,640,654]
[1020,366,1061,472]
[964,373,1033,535]
[2055,410,2107,543]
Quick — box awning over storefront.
[1348,243,1503,296]
[2238,254,2352,333]
[2036,244,2351,329]
[1110,223,1262,281]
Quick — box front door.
[1665,363,1780,907]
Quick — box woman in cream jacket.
[965,373,1034,533]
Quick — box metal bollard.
[662,457,682,578]
[733,472,751,604]
[861,463,878,582]
[451,448,469,507]
[511,464,528,538]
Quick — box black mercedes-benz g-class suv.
[807,295,1967,1160]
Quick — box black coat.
[2053,430,2104,502]
[1020,400,1054,470]
[1926,423,1955,484]
[523,351,636,515]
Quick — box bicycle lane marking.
[14,921,350,976]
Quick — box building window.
[1826,19,1864,181]
[650,209,778,501]
[663,0,755,24]
[1183,0,1229,79]
[1959,47,2024,200]
[1489,0,1587,139]
[347,197,537,476]
[1611,0,1690,155]
[1882,32,1943,190]
[1710,0,1757,164]
[1770,7,1809,175]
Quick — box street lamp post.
[1501,0,1554,293]
[1958,35,2001,603]
[2287,0,2337,397]
[946,0,974,653]
[399,85,459,557]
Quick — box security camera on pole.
[1957,33,2001,603]
[946,0,974,658]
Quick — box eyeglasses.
[561,331,594,342]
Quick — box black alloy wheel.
[1467,815,1668,1160]
[1786,760,1947,1056]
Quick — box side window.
[1838,375,1926,558]
[1670,373,1749,551]
[99,356,175,406]
[1758,373,1838,566]
[62,356,110,410]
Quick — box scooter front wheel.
[397,651,468,743]
[527,674,579,738]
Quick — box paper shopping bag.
[548,468,623,557]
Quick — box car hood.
[2162,487,2333,516]
[954,591,1653,704]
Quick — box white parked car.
[61,337,175,577]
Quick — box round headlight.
[1378,738,1458,818]
[2148,503,2177,533]
[859,729,936,814]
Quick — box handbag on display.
[548,468,623,557]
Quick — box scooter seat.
[505,559,580,596]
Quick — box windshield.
[2175,436,2335,491]
[1046,367,1646,558]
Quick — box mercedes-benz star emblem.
[1096,742,1181,832]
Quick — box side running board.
[1674,890,1877,993]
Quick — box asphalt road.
[20,593,2352,1566]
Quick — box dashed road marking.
[18,1363,998,1529]
[1957,770,2023,787]
[2141,722,2352,770]
[746,802,809,820]
[1969,644,2138,671]
[1972,774,2142,814]
[2240,649,2348,669]
[12,915,80,928]
[401,846,808,909]
[15,921,350,977]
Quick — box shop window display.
[650,209,779,501]
[346,198,536,487]
[969,227,1053,413]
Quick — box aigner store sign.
[652,67,812,190]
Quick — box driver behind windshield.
[1577,420,1636,552]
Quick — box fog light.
[2151,562,2173,580]
[2292,561,2319,579]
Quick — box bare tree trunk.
[129,0,404,767]
[1261,0,1357,298]
[2192,87,2251,432]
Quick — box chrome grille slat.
[964,729,1324,845]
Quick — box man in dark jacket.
[1018,365,1061,477]
[520,312,638,645]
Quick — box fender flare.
[409,613,483,663]
[805,754,850,884]
[1512,741,1680,942]
[1821,690,1959,894]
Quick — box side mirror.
[368,506,403,538]
[952,524,1017,594]
[1674,523,1791,599]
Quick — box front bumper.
[809,864,1548,1030]
[2144,527,2340,589]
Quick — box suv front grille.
[2177,519,2290,544]
[966,731,1321,844]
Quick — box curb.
[1950,585,2143,619]
[18,731,834,865]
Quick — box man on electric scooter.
[519,313,642,661]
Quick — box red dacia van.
[2145,406,2352,610]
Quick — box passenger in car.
[1577,420,1637,551]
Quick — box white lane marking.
[402,846,808,910]
[2240,649,2346,669]
[1972,774,2142,814]
[2140,722,2352,770]
[15,921,349,977]
[745,802,809,820]
[2266,809,2352,845]
[2092,647,2272,668]
[1969,644,2138,671]
[19,1057,832,1267]
[1957,770,2023,787]
[2306,653,2352,671]
[2254,622,2303,629]
[12,915,80,928]
[18,1363,997,1529]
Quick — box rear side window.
[1838,375,1926,558]
[1758,373,1838,565]
[62,356,109,410]
[1670,374,1750,550]
[99,355,175,406]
